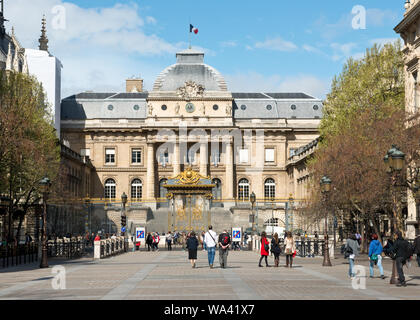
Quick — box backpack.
[221,234,229,246]
[344,245,353,259]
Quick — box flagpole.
[189,18,191,49]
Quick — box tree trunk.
[371,218,383,245]
[15,215,24,244]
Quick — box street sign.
[232,228,241,242]
[136,227,145,242]
[121,226,126,233]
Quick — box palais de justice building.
[60,49,323,235]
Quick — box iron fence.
[0,243,38,269]
[47,240,86,259]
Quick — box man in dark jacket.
[218,230,231,268]
[391,231,411,287]
[414,234,420,267]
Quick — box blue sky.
[6,0,405,99]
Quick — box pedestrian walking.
[186,231,199,268]
[414,234,420,267]
[200,231,206,251]
[153,233,160,251]
[146,232,153,251]
[259,231,271,267]
[271,232,281,267]
[284,231,295,268]
[368,234,385,279]
[345,234,360,278]
[218,229,231,268]
[391,231,411,287]
[203,225,217,268]
[166,231,173,251]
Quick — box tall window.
[132,149,142,164]
[131,179,142,200]
[104,179,116,200]
[105,148,115,164]
[239,149,248,163]
[159,179,168,198]
[264,178,276,199]
[265,148,275,163]
[212,178,222,200]
[238,178,249,201]
[159,151,169,166]
[212,150,221,166]
[187,149,196,165]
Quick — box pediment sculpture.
[176,81,205,100]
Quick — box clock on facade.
[185,102,195,113]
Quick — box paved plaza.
[0,249,419,300]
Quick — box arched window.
[264,178,276,199]
[131,179,142,201]
[104,179,116,200]
[212,178,222,200]
[238,178,249,201]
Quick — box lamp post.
[39,177,51,268]
[289,195,294,233]
[121,192,128,252]
[84,197,91,236]
[320,176,332,267]
[0,196,11,243]
[250,192,256,234]
[383,145,405,284]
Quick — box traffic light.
[121,215,126,227]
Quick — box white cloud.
[366,9,399,27]
[220,41,238,48]
[4,0,191,97]
[225,72,329,99]
[330,42,358,62]
[254,37,297,52]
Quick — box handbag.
[262,239,269,252]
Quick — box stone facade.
[60,49,323,235]
[395,0,420,238]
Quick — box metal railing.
[47,239,87,259]
[0,243,39,269]
[95,237,125,259]
[251,236,327,257]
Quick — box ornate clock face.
[185,102,195,113]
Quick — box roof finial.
[39,14,49,52]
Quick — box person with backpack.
[345,234,360,278]
[391,231,412,287]
[153,232,160,252]
[368,234,385,279]
[414,234,420,267]
[271,232,281,267]
[259,231,271,267]
[186,231,199,268]
[146,232,153,251]
[218,229,231,268]
[203,225,217,269]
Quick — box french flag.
[190,24,198,34]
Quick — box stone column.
[225,139,234,199]
[146,142,155,200]
[173,139,180,176]
[200,142,208,176]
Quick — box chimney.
[126,77,143,93]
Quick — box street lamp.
[84,197,91,236]
[320,176,332,267]
[383,145,405,284]
[39,176,51,268]
[250,192,256,234]
[289,194,294,233]
[271,196,275,236]
[121,192,128,252]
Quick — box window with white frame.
[159,151,169,166]
[105,148,115,164]
[264,178,276,199]
[238,178,250,200]
[265,148,275,163]
[131,149,142,164]
[131,179,142,200]
[239,149,248,164]
[212,150,221,165]
[104,179,116,199]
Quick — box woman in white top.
[284,231,296,268]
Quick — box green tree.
[0,70,60,242]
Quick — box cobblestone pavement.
[0,250,419,300]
